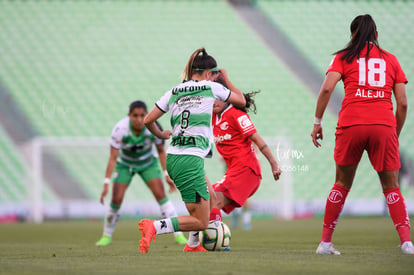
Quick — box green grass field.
[1,217,413,274]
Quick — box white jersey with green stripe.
[156,80,230,158]
[110,117,163,169]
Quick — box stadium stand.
[0,125,26,202]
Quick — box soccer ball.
[200,220,231,251]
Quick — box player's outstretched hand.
[311,124,323,147]
[166,176,177,193]
[272,164,282,181]
[100,184,109,205]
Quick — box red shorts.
[213,167,261,214]
[334,125,400,172]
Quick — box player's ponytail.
[181,47,218,81]
[242,91,260,114]
[335,14,383,63]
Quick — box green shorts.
[166,154,209,203]
[113,159,162,184]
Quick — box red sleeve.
[232,109,257,137]
[327,54,344,75]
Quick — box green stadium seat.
[0,1,413,215]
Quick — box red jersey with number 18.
[212,105,261,175]
[327,44,407,128]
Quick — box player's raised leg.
[158,197,187,245]
[139,201,209,253]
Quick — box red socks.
[321,184,350,242]
[209,208,222,221]
[383,187,411,244]
[320,185,411,245]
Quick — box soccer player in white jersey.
[138,47,246,253]
[96,100,187,246]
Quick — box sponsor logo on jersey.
[111,136,121,144]
[237,115,252,129]
[214,134,232,144]
[386,192,400,205]
[328,190,343,203]
[176,95,203,107]
[171,136,196,146]
[172,85,208,95]
[122,137,151,152]
[220,121,229,130]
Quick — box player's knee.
[111,196,123,205]
[215,201,226,209]
[199,218,209,230]
[214,192,229,209]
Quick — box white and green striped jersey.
[156,80,230,158]
[110,117,163,169]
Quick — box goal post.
[29,136,109,223]
[265,137,294,220]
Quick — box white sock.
[159,199,183,237]
[159,199,178,218]
[187,231,201,247]
[154,218,175,235]
[103,207,120,237]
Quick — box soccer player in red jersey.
[209,74,282,224]
[311,14,413,255]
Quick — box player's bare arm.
[218,69,246,108]
[249,133,281,181]
[144,107,172,140]
[311,71,341,147]
[394,82,407,138]
[100,146,119,204]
